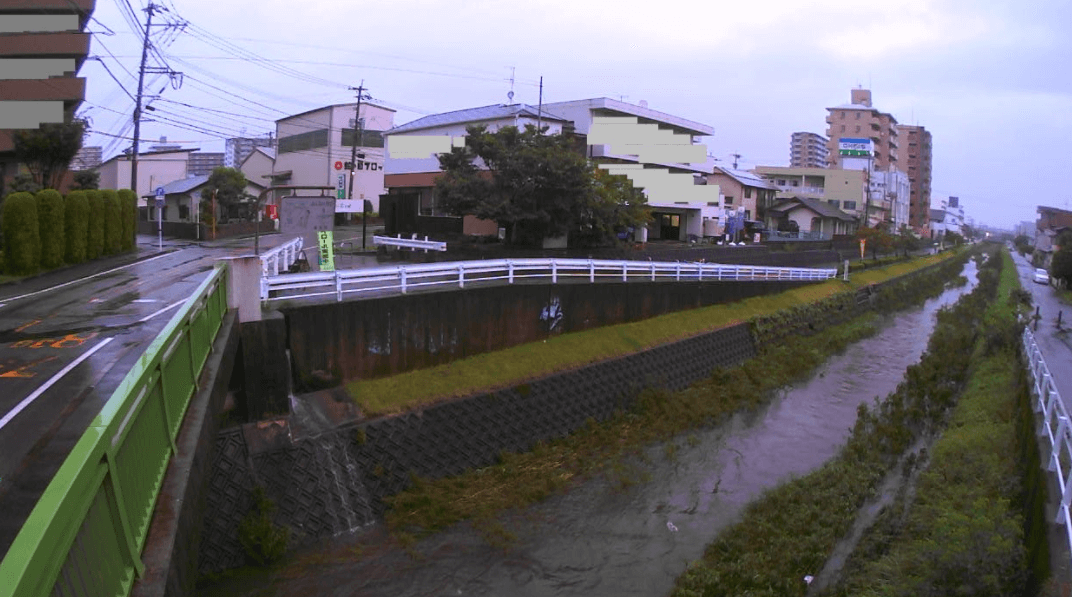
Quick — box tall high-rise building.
[789,132,828,168]
[187,152,225,177]
[825,88,899,171]
[0,0,95,195]
[225,135,275,168]
[896,124,932,234]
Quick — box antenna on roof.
[507,66,515,103]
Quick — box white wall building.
[273,102,395,212]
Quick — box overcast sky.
[79,0,1072,230]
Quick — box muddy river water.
[218,260,978,597]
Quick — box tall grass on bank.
[825,249,1043,597]
[384,250,973,542]
[671,246,1002,597]
[349,251,961,417]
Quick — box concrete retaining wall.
[284,280,813,385]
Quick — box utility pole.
[536,76,543,133]
[130,2,155,193]
[731,152,741,169]
[348,82,371,248]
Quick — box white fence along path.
[260,257,838,302]
[1023,327,1072,565]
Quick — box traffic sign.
[334,161,343,170]
[154,186,165,208]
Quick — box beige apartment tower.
[825,88,899,171]
[896,124,932,234]
[790,132,828,168]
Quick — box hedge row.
[2,188,138,276]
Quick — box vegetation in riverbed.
[671,246,1041,597]
[825,249,1046,597]
[384,251,973,542]
[350,251,961,417]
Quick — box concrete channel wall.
[195,258,957,578]
[284,280,818,385]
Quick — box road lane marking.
[0,337,115,431]
[0,356,57,378]
[10,332,99,350]
[0,252,175,306]
[132,299,159,303]
[15,320,41,333]
[137,300,185,323]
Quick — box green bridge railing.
[0,263,230,597]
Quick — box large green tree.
[205,166,251,222]
[13,118,86,190]
[435,124,648,246]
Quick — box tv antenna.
[507,66,515,102]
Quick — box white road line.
[137,300,185,323]
[0,337,115,432]
[0,252,176,306]
[132,299,159,303]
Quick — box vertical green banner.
[317,230,335,271]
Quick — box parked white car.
[1034,268,1050,285]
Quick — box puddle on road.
[210,261,979,597]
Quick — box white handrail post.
[698,264,704,281]
[622,262,628,282]
[424,235,429,254]
[400,267,408,294]
[650,261,656,281]
[508,260,515,284]
[675,263,681,281]
[458,264,465,288]
[589,259,595,283]
[552,260,558,284]
[335,268,343,302]
[1052,416,1068,472]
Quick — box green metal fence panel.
[0,264,230,597]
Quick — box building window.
[725,196,734,205]
[827,199,840,208]
[840,111,846,119]
[342,128,385,148]
[744,187,752,198]
[745,210,751,219]
[776,179,785,185]
[855,111,861,119]
[855,125,861,133]
[278,128,329,154]
[791,180,799,186]
[843,201,857,210]
[840,125,845,132]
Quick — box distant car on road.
[1034,268,1050,285]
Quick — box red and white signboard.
[333,160,343,170]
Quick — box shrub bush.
[118,189,136,251]
[100,189,122,255]
[238,487,289,567]
[2,192,41,275]
[35,189,65,270]
[64,190,89,264]
[85,189,104,260]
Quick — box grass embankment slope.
[671,248,1043,597]
[348,252,958,418]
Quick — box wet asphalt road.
[0,233,310,556]
[1011,251,1072,410]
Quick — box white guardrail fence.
[1023,327,1072,560]
[260,258,837,302]
[260,236,304,277]
[373,234,448,252]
